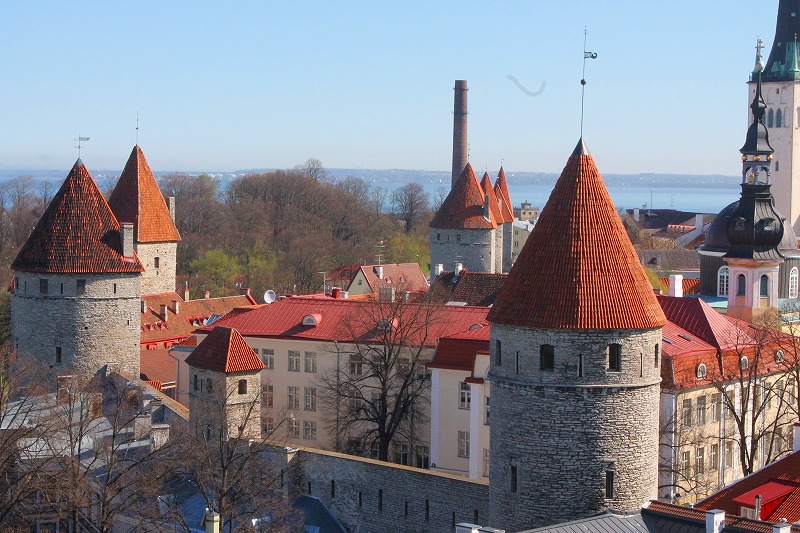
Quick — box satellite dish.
[264,290,277,304]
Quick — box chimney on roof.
[141,299,147,313]
[183,287,190,301]
[633,208,640,222]
[168,197,176,223]
[455,262,464,277]
[160,304,169,322]
[756,495,763,520]
[203,290,210,300]
[696,213,704,230]
[331,287,341,299]
[341,290,349,299]
[239,287,251,297]
[452,80,468,190]
[705,510,725,533]
[172,300,180,314]
[669,274,684,298]
[120,222,134,257]
[375,265,384,280]
[774,519,791,533]
[204,510,221,533]
[434,264,444,277]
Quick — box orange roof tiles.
[494,167,515,223]
[349,263,430,293]
[140,348,177,384]
[430,163,497,230]
[480,172,502,226]
[428,326,490,372]
[108,146,181,243]
[185,326,265,373]
[12,159,145,274]
[658,277,702,295]
[487,139,666,330]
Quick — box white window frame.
[289,419,299,437]
[304,352,317,373]
[718,266,730,297]
[791,267,799,299]
[459,382,471,409]
[288,351,300,372]
[457,431,470,458]
[304,387,316,411]
[287,386,299,410]
[261,348,274,369]
[303,421,316,439]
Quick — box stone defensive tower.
[494,167,515,272]
[486,140,666,531]
[185,326,265,441]
[452,80,468,189]
[11,159,144,378]
[108,146,180,295]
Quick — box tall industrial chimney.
[451,80,468,189]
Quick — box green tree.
[190,249,241,294]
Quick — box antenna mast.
[580,28,598,138]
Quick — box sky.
[0,1,783,176]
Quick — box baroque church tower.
[11,160,144,377]
[486,140,666,531]
[756,0,800,233]
[108,146,180,295]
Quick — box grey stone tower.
[452,80,468,189]
[11,160,144,378]
[486,140,666,531]
[494,168,515,273]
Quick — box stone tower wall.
[11,272,141,379]
[188,366,262,440]
[135,241,177,295]
[493,224,503,274]
[502,221,513,273]
[429,227,497,274]
[487,324,662,531]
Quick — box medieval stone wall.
[11,272,141,379]
[429,227,497,274]
[487,324,662,531]
[135,242,178,295]
[502,221,513,273]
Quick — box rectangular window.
[711,393,722,422]
[304,352,317,373]
[154,257,160,269]
[608,344,622,372]
[40,279,48,294]
[540,344,554,371]
[289,419,299,437]
[711,443,719,470]
[55,347,62,365]
[459,382,471,409]
[60,282,63,295]
[510,464,518,493]
[415,445,430,469]
[495,340,501,366]
[457,431,470,458]
[605,470,615,498]
[725,390,735,419]
[287,386,299,410]
[288,351,300,372]
[261,349,274,370]
[264,418,274,433]
[725,441,734,468]
[304,387,316,411]
[515,351,520,375]
[696,395,707,425]
[394,443,409,465]
[76,279,86,295]
[696,447,705,475]
[262,384,273,407]
[113,283,117,294]
[682,398,692,427]
[483,449,490,477]
[485,396,490,425]
[303,421,316,439]
[776,380,785,408]
[681,450,691,479]
[349,354,363,376]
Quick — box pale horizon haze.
[0,1,782,176]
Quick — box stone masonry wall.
[135,242,178,295]
[188,367,262,440]
[488,324,662,531]
[502,222,513,273]
[287,446,489,533]
[11,272,141,380]
[429,227,496,274]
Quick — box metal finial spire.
[580,27,598,138]
[136,112,139,146]
[74,135,89,158]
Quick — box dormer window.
[776,350,785,363]
[302,314,321,327]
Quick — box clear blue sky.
[0,1,781,176]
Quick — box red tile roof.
[429,270,507,307]
[657,295,756,352]
[488,140,666,329]
[480,172,502,226]
[140,348,177,384]
[494,167,515,223]
[348,263,430,294]
[185,326,265,373]
[430,163,497,230]
[108,146,181,243]
[643,501,785,533]
[696,449,800,523]
[11,159,145,274]
[428,326,490,372]
[198,295,490,347]
[144,380,163,392]
[658,277,702,295]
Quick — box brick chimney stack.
[452,80,468,189]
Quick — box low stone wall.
[286,446,489,533]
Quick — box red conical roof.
[494,167,515,223]
[430,163,497,229]
[108,146,181,243]
[480,171,502,225]
[487,140,666,329]
[185,326,265,373]
[11,160,144,274]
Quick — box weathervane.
[136,112,139,145]
[580,27,598,138]
[74,135,90,158]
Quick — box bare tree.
[295,158,329,182]
[316,294,436,461]
[391,182,430,234]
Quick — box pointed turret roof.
[762,0,800,82]
[430,163,497,229]
[12,160,144,274]
[494,167,514,223]
[480,171,502,225]
[108,146,181,243]
[488,140,666,329]
[185,326,265,373]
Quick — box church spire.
[762,0,800,81]
[740,40,774,184]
